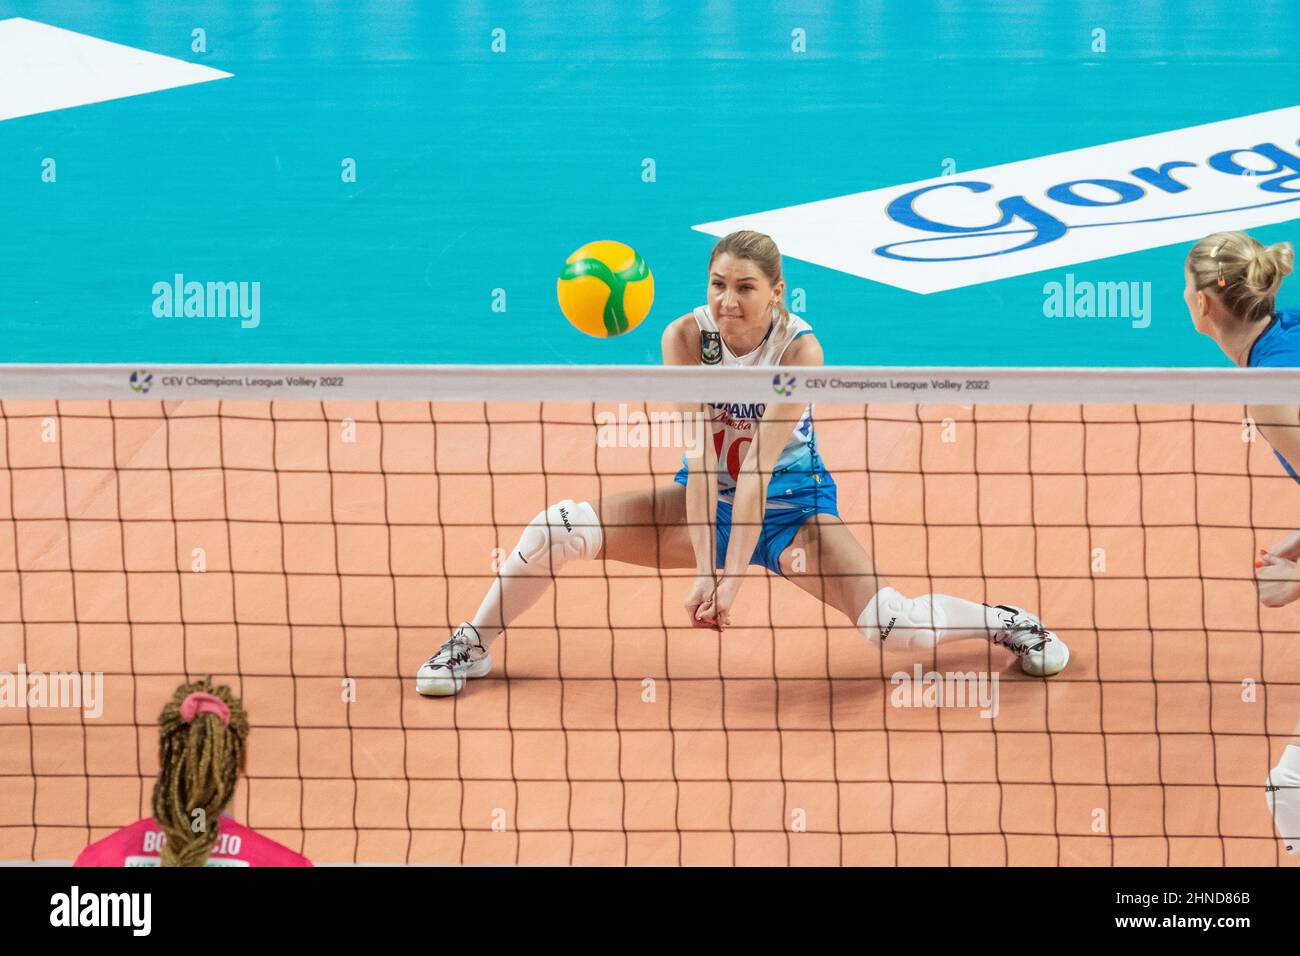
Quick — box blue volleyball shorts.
[673,469,839,577]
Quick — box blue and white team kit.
[1247,307,1300,483]
[674,305,838,576]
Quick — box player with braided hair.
[74,677,311,867]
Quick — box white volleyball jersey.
[691,305,821,499]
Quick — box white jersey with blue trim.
[692,305,820,500]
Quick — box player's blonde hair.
[1187,230,1294,325]
[710,230,793,339]
[152,677,249,867]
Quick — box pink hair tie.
[180,691,230,727]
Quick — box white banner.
[0,18,230,122]
[1,364,1299,404]
[694,105,1300,293]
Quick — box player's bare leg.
[781,515,1068,676]
[417,485,692,696]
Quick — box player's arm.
[706,334,823,624]
[1245,403,1300,603]
[1255,553,1300,607]
[1249,403,1300,467]
[722,334,822,578]
[663,316,722,623]
[1264,525,1300,563]
[684,426,722,580]
[1249,403,1300,563]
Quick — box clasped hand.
[685,574,743,630]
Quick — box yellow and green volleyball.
[556,240,654,338]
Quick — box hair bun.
[1246,242,1295,297]
[1271,242,1296,281]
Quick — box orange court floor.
[0,399,1298,866]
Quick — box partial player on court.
[74,679,312,867]
[1183,229,1300,857]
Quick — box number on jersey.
[713,428,751,482]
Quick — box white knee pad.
[857,587,945,649]
[1266,746,1300,855]
[513,500,603,574]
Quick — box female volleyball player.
[416,230,1068,697]
[1183,230,1299,606]
[1183,229,1299,856]
[74,678,311,867]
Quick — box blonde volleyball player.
[1184,229,1298,492]
[1183,229,1299,856]
[416,230,1068,698]
[1184,230,1299,606]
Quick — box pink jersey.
[73,816,312,867]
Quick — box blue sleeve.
[1251,311,1300,367]
[1250,345,1300,368]
[1274,449,1300,484]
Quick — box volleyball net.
[1,368,1299,865]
